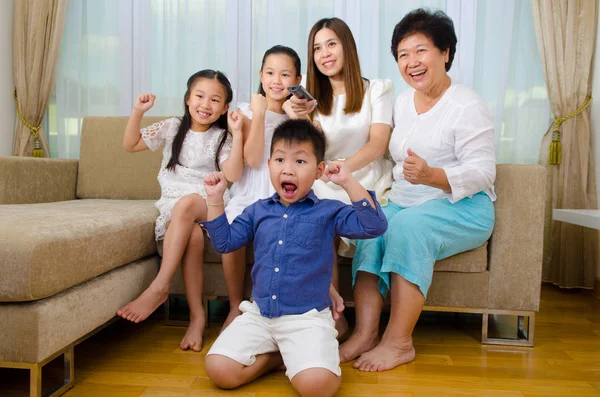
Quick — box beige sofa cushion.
[0,199,158,302]
[77,116,165,200]
[434,242,488,272]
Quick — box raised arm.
[244,94,268,168]
[123,93,155,152]
[220,110,245,182]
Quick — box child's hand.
[324,160,351,186]
[329,284,345,321]
[228,110,244,136]
[204,171,227,200]
[249,93,268,115]
[133,93,156,114]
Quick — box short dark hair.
[390,8,457,72]
[270,119,326,163]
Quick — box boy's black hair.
[270,119,326,163]
[390,8,457,71]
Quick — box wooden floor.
[2,285,600,396]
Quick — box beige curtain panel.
[13,0,66,157]
[532,0,599,288]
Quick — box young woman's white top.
[313,79,394,204]
[225,103,288,223]
[388,83,496,208]
[141,117,232,240]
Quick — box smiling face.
[260,54,302,102]
[396,33,449,93]
[185,78,229,132]
[268,140,325,206]
[313,27,344,79]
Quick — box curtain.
[13,0,66,157]
[49,0,550,163]
[532,0,598,289]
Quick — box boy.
[201,119,387,397]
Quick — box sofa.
[0,116,545,397]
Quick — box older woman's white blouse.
[388,83,496,208]
[313,79,394,204]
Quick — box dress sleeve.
[442,100,496,202]
[140,117,179,151]
[217,130,233,167]
[369,79,394,126]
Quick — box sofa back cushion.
[77,116,167,199]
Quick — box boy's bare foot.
[339,330,379,363]
[220,307,242,333]
[116,281,169,323]
[353,338,415,371]
[180,315,205,352]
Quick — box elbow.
[123,143,135,153]
[244,152,261,169]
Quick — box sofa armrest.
[487,164,546,311]
[0,156,79,204]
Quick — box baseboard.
[595,277,600,298]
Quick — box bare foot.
[220,307,242,333]
[353,338,415,371]
[180,315,206,352]
[339,330,379,363]
[116,281,169,323]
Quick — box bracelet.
[207,201,224,207]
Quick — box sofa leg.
[481,311,535,347]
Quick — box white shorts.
[207,300,341,380]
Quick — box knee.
[291,368,341,397]
[190,225,205,247]
[205,355,243,389]
[172,195,198,219]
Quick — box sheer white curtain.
[49,0,550,163]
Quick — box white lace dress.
[141,117,232,240]
[313,79,394,204]
[225,104,288,223]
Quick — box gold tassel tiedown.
[14,89,44,157]
[548,95,592,165]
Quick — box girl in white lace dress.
[288,18,394,340]
[220,45,302,330]
[117,70,244,352]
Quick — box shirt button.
[274,267,280,272]
[199,223,204,227]
[283,214,288,219]
[272,295,277,300]
[362,202,368,207]
[278,240,283,245]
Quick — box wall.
[0,0,15,156]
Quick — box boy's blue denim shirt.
[201,189,387,318]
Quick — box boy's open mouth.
[281,182,297,198]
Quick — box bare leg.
[221,247,246,332]
[117,194,207,322]
[291,368,341,397]
[180,225,206,352]
[354,273,422,371]
[331,239,349,339]
[205,353,283,389]
[339,271,382,362]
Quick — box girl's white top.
[388,83,496,208]
[141,117,232,240]
[313,79,394,204]
[225,103,288,223]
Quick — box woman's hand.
[228,109,244,136]
[204,171,228,201]
[403,149,432,185]
[249,93,268,115]
[287,95,317,116]
[133,93,156,114]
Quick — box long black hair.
[166,70,233,172]
[257,45,302,96]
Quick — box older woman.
[339,9,496,371]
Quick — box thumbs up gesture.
[403,148,431,185]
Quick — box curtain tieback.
[548,95,592,165]
[14,89,44,158]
